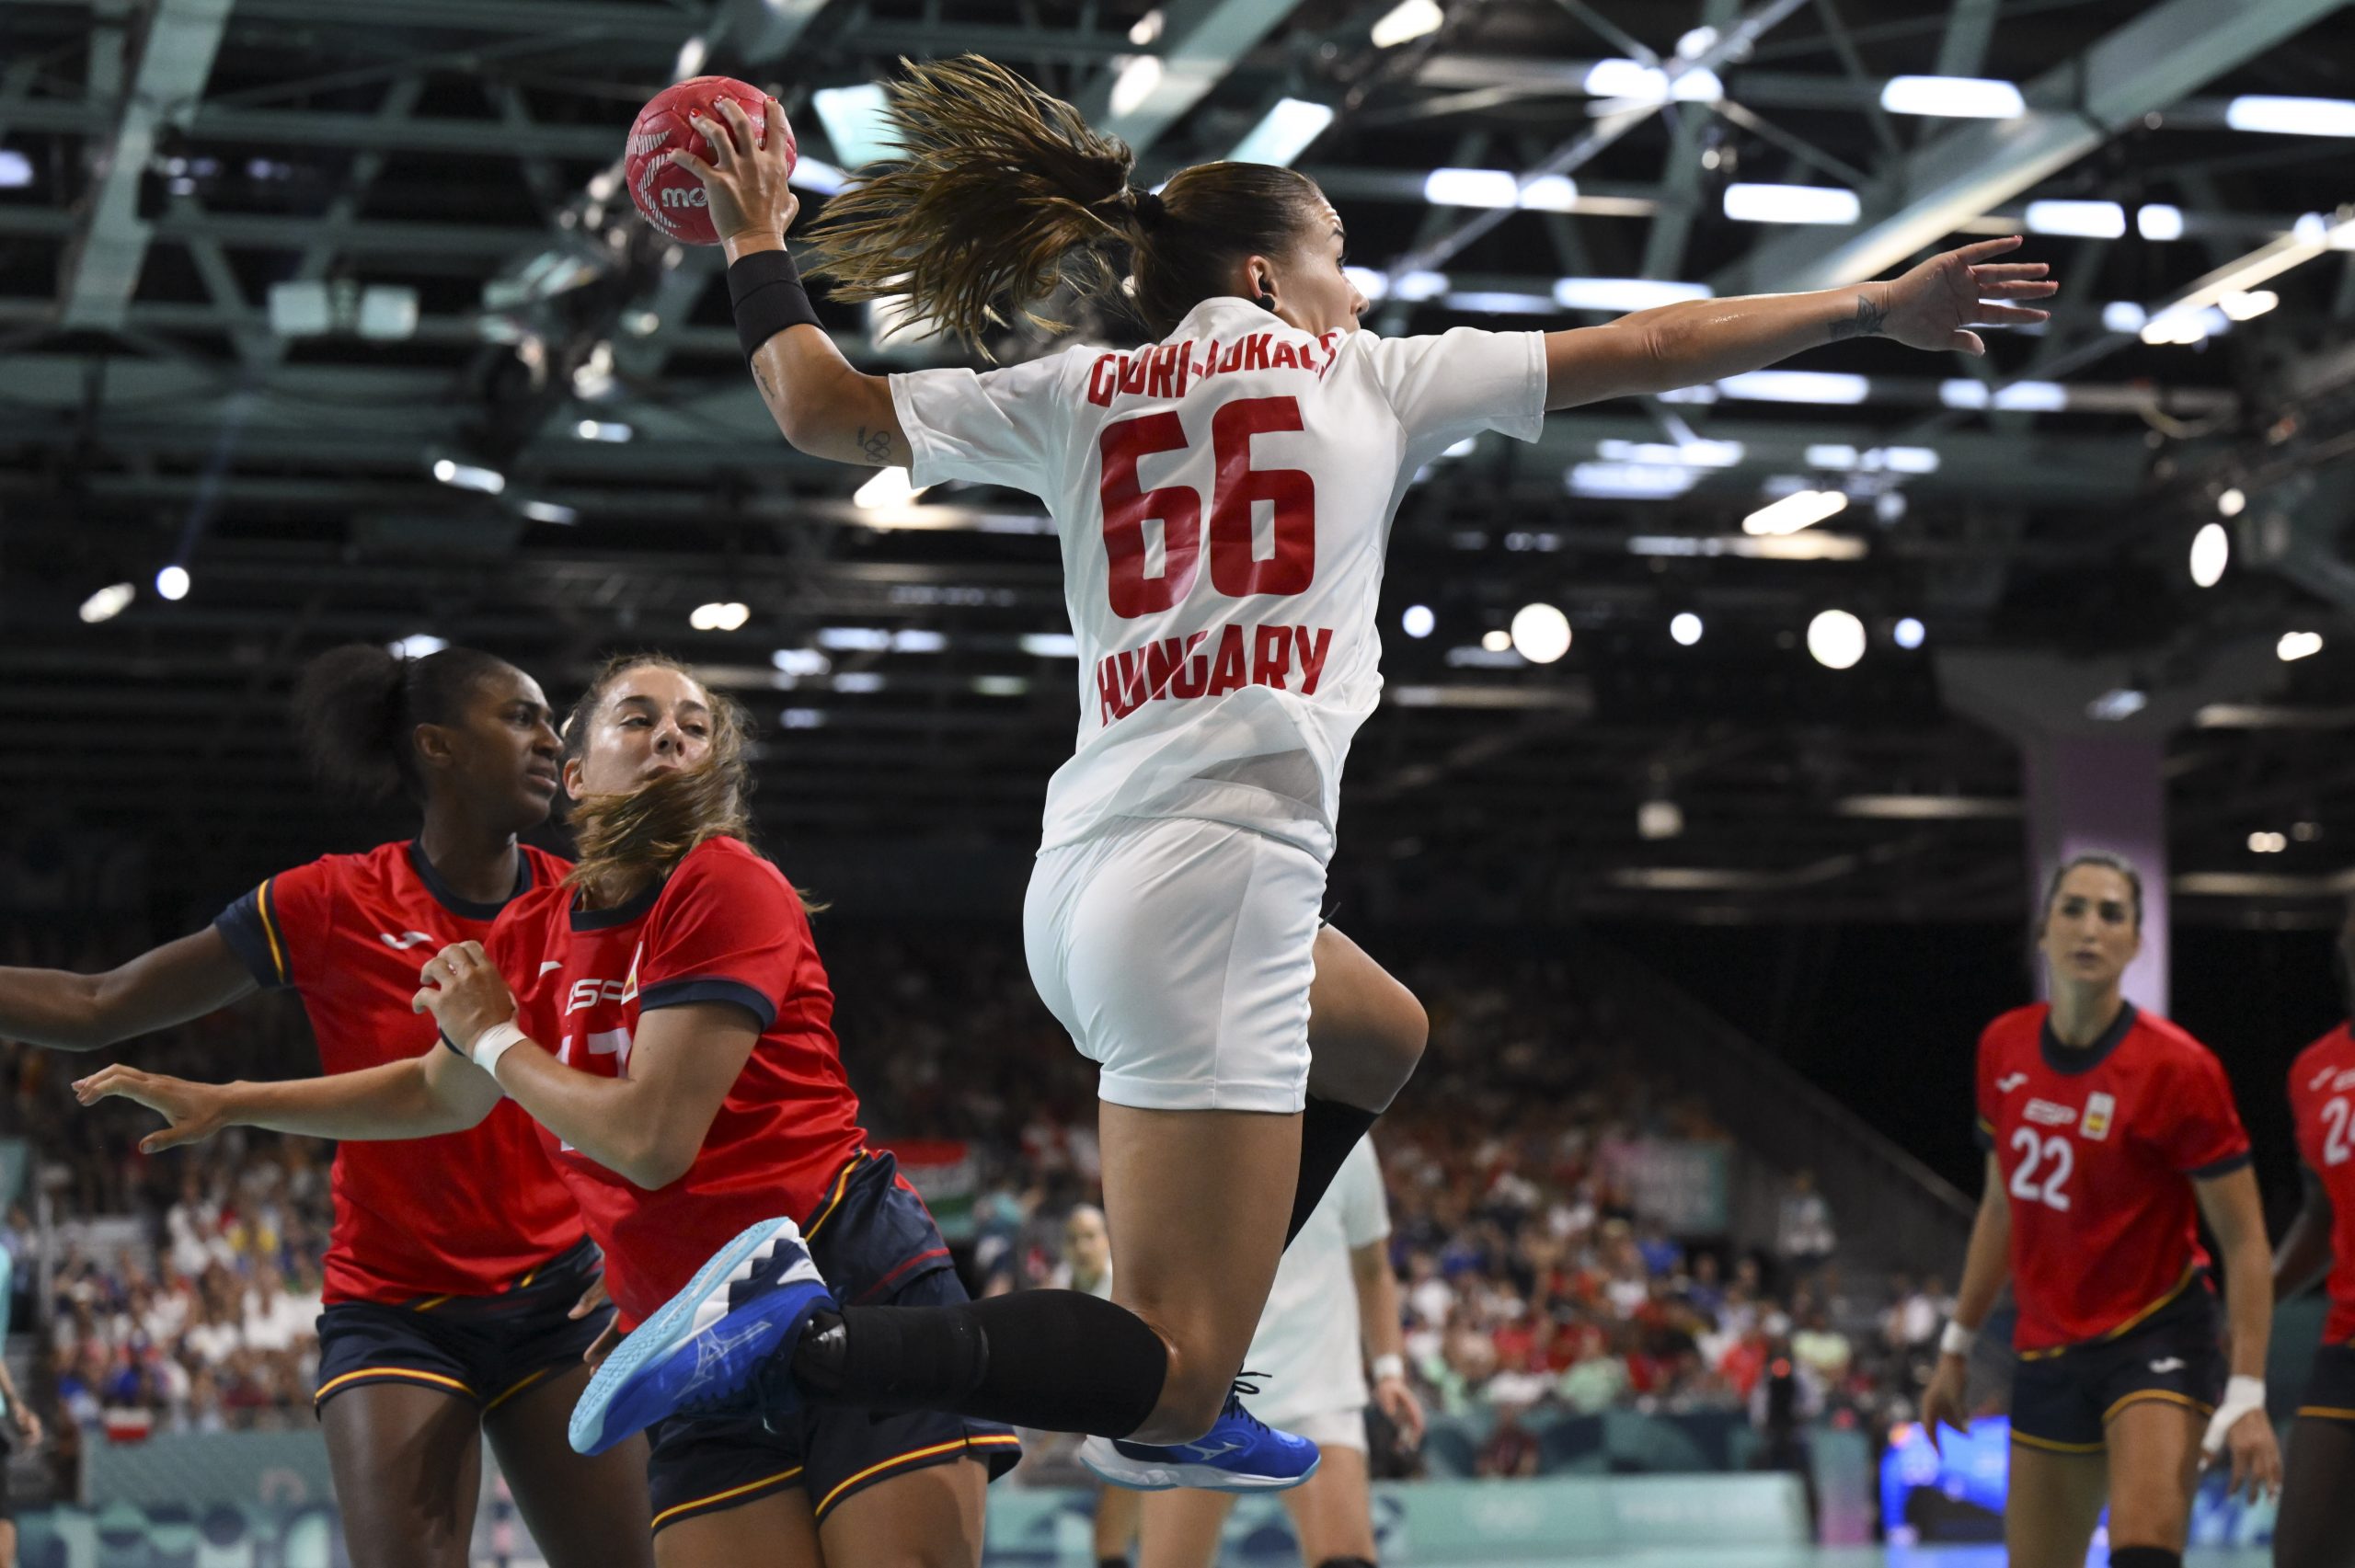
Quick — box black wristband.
[728,247,822,363]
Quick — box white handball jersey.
[890,296,1547,862]
[1247,1137,1392,1424]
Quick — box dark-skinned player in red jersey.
[79,654,1023,1568]
[0,644,653,1568]
[1922,853,2280,1568]
[2269,895,2355,1568]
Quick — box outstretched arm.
[670,97,910,468]
[75,1046,499,1152]
[1542,237,2056,410]
[0,927,256,1051]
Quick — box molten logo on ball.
[624,75,798,246]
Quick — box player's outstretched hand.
[410,940,518,1054]
[667,97,799,250]
[1375,1367,1427,1452]
[1920,1352,1971,1456]
[72,1065,231,1153]
[1876,235,2058,356]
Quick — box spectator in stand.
[1790,1304,1853,1386]
[1477,1403,1543,1479]
[1775,1169,1837,1290]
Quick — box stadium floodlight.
[1567,462,1698,499]
[1392,269,1449,302]
[155,565,190,601]
[1723,183,1860,225]
[0,151,29,189]
[1894,617,1926,650]
[1670,612,1704,647]
[2087,688,2146,721]
[689,601,750,632]
[891,629,947,653]
[1109,55,1164,118]
[1128,8,1164,45]
[2225,96,2355,137]
[2218,488,2246,518]
[1878,75,2025,119]
[1806,611,1866,670]
[1938,380,2066,411]
[1510,603,1572,664]
[1021,633,1079,658]
[2280,630,2325,661]
[1228,98,1335,167]
[1402,605,1436,639]
[431,458,506,495]
[1370,0,1443,49]
[1744,489,1849,536]
[2189,522,2230,589]
[2220,290,2279,321]
[817,627,892,651]
[2102,301,2148,334]
[521,500,579,525]
[1555,278,1710,312]
[789,157,848,196]
[854,467,926,509]
[1719,370,1870,405]
[2248,830,2289,853]
[387,634,449,659]
[833,672,884,693]
[574,420,633,443]
[672,36,707,81]
[1597,440,1744,468]
[78,583,135,624]
[812,83,900,166]
[1423,167,1520,208]
[1582,59,1719,104]
[772,648,832,677]
[2137,204,2184,241]
[2025,200,2125,239]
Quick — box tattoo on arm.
[854,425,894,464]
[751,361,776,402]
[1830,292,1887,342]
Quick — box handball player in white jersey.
[571,55,2059,1494]
[1135,1139,1419,1568]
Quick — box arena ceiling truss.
[6,0,2355,926]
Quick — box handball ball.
[625,76,797,246]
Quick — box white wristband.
[1372,1354,1406,1383]
[470,1020,527,1081]
[1939,1320,1977,1357]
[2202,1374,2267,1458]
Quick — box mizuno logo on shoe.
[1180,1439,1244,1460]
[682,1322,770,1392]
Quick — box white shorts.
[1023,816,1325,1114]
[1265,1404,1368,1454]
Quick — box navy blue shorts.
[315,1238,613,1413]
[2009,1280,2223,1453]
[643,1152,1022,1534]
[2297,1340,2355,1424]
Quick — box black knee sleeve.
[1288,1094,1381,1246]
[2108,1548,2181,1568]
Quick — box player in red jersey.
[80,653,1023,1568]
[1922,853,2280,1568]
[0,643,651,1568]
[2268,897,2355,1568]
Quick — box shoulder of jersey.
[1983,1002,2048,1045]
[2292,1022,2355,1087]
[2125,1008,2213,1064]
[304,839,414,892]
[522,842,576,880]
[670,835,798,900]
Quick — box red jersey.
[2289,1024,2355,1345]
[1975,1002,2249,1353]
[487,836,870,1329]
[215,841,587,1305]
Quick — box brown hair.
[805,54,1331,349]
[2038,851,2144,933]
[559,653,764,907]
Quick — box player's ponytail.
[292,642,517,805]
[806,55,1329,348]
[559,653,814,910]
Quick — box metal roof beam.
[1076,0,1309,157]
[59,0,236,328]
[1713,0,2352,294]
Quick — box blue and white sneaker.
[1077,1379,1321,1493]
[568,1215,834,1456]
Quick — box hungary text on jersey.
[214,841,587,1304]
[2290,1023,2355,1345]
[890,301,1546,863]
[484,836,869,1329]
[1975,1002,2249,1353]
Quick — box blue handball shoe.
[1077,1378,1322,1492]
[568,1215,834,1456]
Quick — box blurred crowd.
[0,919,1944,1478]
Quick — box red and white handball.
[624,75,797,246]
